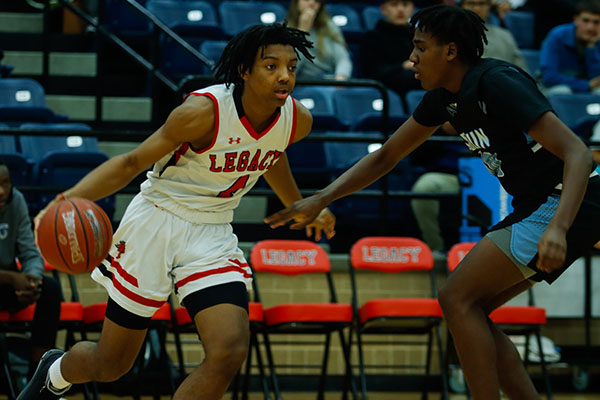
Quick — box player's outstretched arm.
[34,95,216,227]
[265,117,438,230]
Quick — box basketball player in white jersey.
[19,23,335,400]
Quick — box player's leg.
[438,236,534,400]
[173,282,250,400]
[17,298,149,400]
[29,275,61,370]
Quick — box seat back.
[147,0,221,36]
[250,239,331,275]
[548,93,600,133]
[362,6,382,31]
[0,78,55,122]
[331,87,406,131]
[292,86,342,130]
[503,11,535,49]
[404,89,426,114]
[218,1,287,37]
[102,0,151,35]
[520,49,540,77]
[0,132,29,186]
[326,4,363,42]
[350,236,434,273]
[446,242,476,272]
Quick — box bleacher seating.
[0,78,62,123]
[102,0,152,35]
[548,93,600,138]
[292,86,343,131]
[521,48,540,77]
[0,127,28,187]
[503,11,535,49]
[362,6,382,31]
[18,125,114,218]
[326,4,364,43]
[331,86,407,132]
[147,0,223,38]
[199,40,228,65]
[218,1,287,37]
[404,89,426,114]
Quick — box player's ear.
[446,42,458,61]
[238,65,249,81]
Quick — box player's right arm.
[265,117,439,229]
[34,95,215,224]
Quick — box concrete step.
[0,12,43,33]
[3,51,96,76]
[46,95,152,122]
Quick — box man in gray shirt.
[0,159,61,377]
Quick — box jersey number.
[217,175,249,198]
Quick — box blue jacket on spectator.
[540,22,600,92]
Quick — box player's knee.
[206,333,249,374]
[438,285,467,320]
[92,353,137,382]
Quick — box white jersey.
[141,84,298,224]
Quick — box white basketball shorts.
[91,194,252,317]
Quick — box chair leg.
[355,329,368,400]
[435,326,449,400]
[339,326,358,400]
[251,331,272,400]
[317,332,332,400]
[422,331,433,400]
[262,331,282,400]
[242,333,254,400]
[535,331,553,400]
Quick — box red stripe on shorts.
[175,265,252,289]
[229,259,250,267]
[111,275,165,308]
[109,255,139,288]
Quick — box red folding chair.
[250,239,355,400]
[349,236,448,400]
[447,242,553,399]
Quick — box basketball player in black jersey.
[266,5,600,399]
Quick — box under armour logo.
[229,137,241,144]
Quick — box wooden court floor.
[50,393,600,399]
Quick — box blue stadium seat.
[0,78,57,123]
[331,87,407,132]
[102,0,151,35]
[286,139,330,189]
[200,40,228,64]
[0,126,29,187]
[160,36,211,78]
[147,0,224,38]
[503,11,535,49]
[362,6,382,31]
[292,86,343,131]
[547,93,600,138]
[218,1,287,37]
[18,126,114,218]
[326,4,364,43]
[520,49,540,77]
[404,89,426,114]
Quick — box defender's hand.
[305,208,336,241]
[265,194,328,231]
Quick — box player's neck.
[240,92,279,132]
[445,62,471,94]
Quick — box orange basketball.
[37,198,113,274]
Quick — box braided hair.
[213,22,314,89]
[410,5,488,66]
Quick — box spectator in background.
[359,0,422,100]
[286,0,352,80]
[540,0,600,94]
[0,160,61,378]
[460,0,529,72]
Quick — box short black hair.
[575,0,600,15]
[410,5,488,65]
[213,22,314,89]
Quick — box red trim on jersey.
[174,142,189,163]
[111,275,165,308]
[175,264,252,289]
[240,111,281,141]
[288,98,297,147]
[109,255,139,288]
[184,92,220,154]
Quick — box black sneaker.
[17,350,72,400]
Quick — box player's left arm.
[528,111,594,272]
[262,100,335,240]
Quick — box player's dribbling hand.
[33,193,66,244]
[536,225,567,273]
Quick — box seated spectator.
[359,0,422,100]
[540,0,600,94]
[286,0,352,80]
[0,159,62,378]
[460,0,529,72]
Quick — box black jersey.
[413,58,577,225]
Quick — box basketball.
[37,197,113,274]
